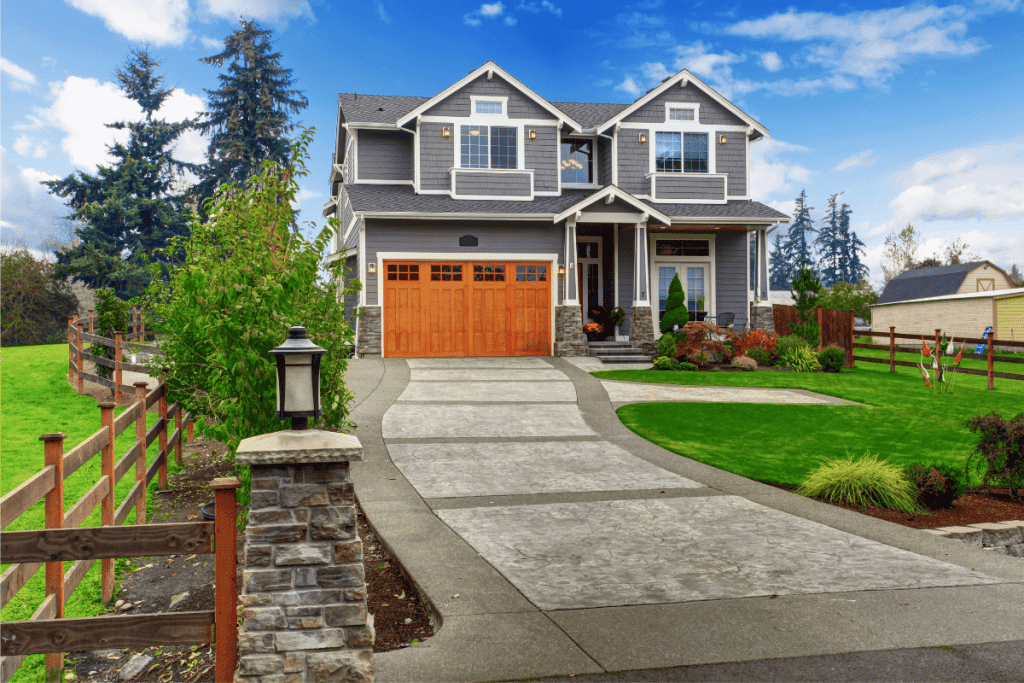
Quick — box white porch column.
[759,227,769,301]
[632,218,650,306]
[564,216,579,304]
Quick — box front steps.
[587,340,654,364]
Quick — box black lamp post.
[269,326,326,431]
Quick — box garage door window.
[516,265,547,281]
[474,265,505,281]
[387,264,419,281]
[430,264,463,281]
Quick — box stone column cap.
[236,429,363,465]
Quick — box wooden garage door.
[383,261,551,357]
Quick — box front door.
[655,264,707,334]
[577,238,601,321]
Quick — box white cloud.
[14,135,48,159]
[640,61,671,82]
[517,1,561,15]
[594,78,613,87]
[0,147,68,248]
[481,3,503,16]
[759,51,783,72]
[199,36,222,49]
[833,149,878,172]
[464,2,505,26]
[1,57,37,91]
[504,15,517,26]
[67,0,190,46]
[748,138,812,204]
[377,1,390,23]
[296,188,321,202]
[201,0,314,23]
[615,76,641,95]
[20,167,60,194]
[727,5,986,89]
[14,115,44,131]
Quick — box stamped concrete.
[405,357,551,369]
[409,368,567,382]
[396,380,576,403]
[601,380,861,406]
[387,441,701,498]
[382,403,597,439]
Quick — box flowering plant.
[608,307,626,326]
[583,321,604,333]
[734,329,779,356]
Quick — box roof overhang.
[396,61,583,132]
[357,211,555,221]
[597,69,770,139]
[322,198,338,218]
[553,186,672,226]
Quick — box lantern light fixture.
[558,264,566,275]
[638,133,647,144]
[442,127,451,138]
[720,134,728,145]
[529,129,537,140]
[367,262,377,275]
[269,327,326,431]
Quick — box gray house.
[324,62,789,358]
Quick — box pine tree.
[815,193,844,287]
[769,230,791,290]
[193,20,308,215]
[45,50,196,298]
[839,202,869,284]
[785,189,817,275]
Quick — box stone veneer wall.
[923,520,1024,557]
[629,306,654,348]
[554,305,587,356]
[235,459,373,683]
[750,305,774,333]
[356,307,381,358]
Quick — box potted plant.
[691,294,707,322]
[583,321,604,341]
[609,306,626,337]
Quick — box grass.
[795,453,920,514]
[594,355,1023,488]
[1,343,165,682]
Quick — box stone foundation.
[235,430,373,683]
[750,304,774,333]
[355,307,381,358]
[924,521,1024,557]
[554,306,588,357]
[629,306,654,348]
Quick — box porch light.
[367,262,377,275]
[639,133,647,144]
[720,134,728,145]
[529,129,537,140]
[442,127,451,138]
[269,327,326,431]
[558,265,566,276]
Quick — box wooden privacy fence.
[853,327,1024,390]
[0,477,240,683]
[67,310,164,406]
[0,381,195,682]
[772,305,855,367]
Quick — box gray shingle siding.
[419,122,454,191]
[357,129,413,181]
[344,218,359,250]
[618,225,634,330]
[453,171,532,197]
[717,131,746,196]
[525,126,557,193]
[623,84,745,126]
[340,195,354,237]
[654,175,725,201]
[617,130,649,195]
[715,231,748,329]
[597,137,612,186]
[342,255,359,323]
[362,219,564,306]
[424,74,555,120]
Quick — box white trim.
[358,211,554,221]
[559,134,598,189]
[354,179,415,186]
[470,95,508,116]
[330,163,345,184]
[455,122,525,171]
[613,224,619,308]
[413,117,421,193]
[633,222,650,306]
[553,185,671,225]
[358,221,367,308]
[352,131,359,183]
[598,68,770,139]
[871,286,1024,307]
[647,172,728,204]
[344,122,400,130]
[665,102,699,123]
[396,61,583,131]
[746,230,752,306]
[419,115,561,126]
[578,211,648,224]
[577,236,602,318]
[650,233,717,336]
[609,131,618,187]
[649,129,716,177]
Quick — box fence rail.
[67,311,163,406]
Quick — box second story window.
[474,100,504,115]
[561,138,594,185]
[461,125,518,169]
[656,132,708,173]
[668,106,695,121]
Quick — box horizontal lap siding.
[454,172,531,197]
[655,175,724,200]
[715,231,749,329]
[872,299,996,342]
[343,255,359,323]
[717,131,746,196]
[619,226,635,330]
[357,130,414,181]
[617,131,649,195]
[423,75,555,119]
[597,138,612,186]
[420,122,454,191]
[364,219,563,306]
[526,126,557,193]
[623,85,745,126]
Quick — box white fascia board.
[330,164,345,183]
[395,61,583,132]
[666,217,784,227]
[553,185,672,225]
[359,211,555,221]
[344,122,402,130]
[597,69,770,139]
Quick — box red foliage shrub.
[675,321,737,366]
[733,329,779,356]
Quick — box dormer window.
[461,125,518,169]
[668,107,695,121]
[656,132,708,173]
[472,97,505,115]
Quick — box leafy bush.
[731,355,757,371]
[817,345,847,373]
[659,273,690,333]
[796,453,920,514]
[678,361,698,371]
[779,344,821,372]
[745,347,773,367]
[656,331,678,359]
[790,265,823,346]
[674,321,737,367]
[775,334,806,359]
[819,280,878,323]
[92,288,133,379]
[733,328,779,356]
[903,462,967,509]
[0,247,79,347]
[652,356,697,371]
[964,412,1024,500]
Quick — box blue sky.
[2,0,1022,289]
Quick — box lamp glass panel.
[283,354,314,413]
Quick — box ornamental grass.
[796,452,920,514]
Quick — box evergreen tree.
[193,20,308,215]
[814,193,844,287]
[785,189,817,274]
[45,50,196,298]
[769,230,791,290]
[839,202,869,284]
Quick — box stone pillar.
[750,304,775,333]
[235,429,373,683]
[629,306,654,348]
[554,305,587,356]
[355,307,381,358]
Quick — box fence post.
[175,403,184,465]
[42,433,66,682]
[132,307,138,342]
[934,328,942,356]
[140,312,146,342]
[68,316,75,382]
[158,373,168,491]
[76,322,85,393]
[889,326,896,373]
[134,382,148,524]
[815,306,823,349]
[211,477,241,683]
[99,402,116,603]
[88,309,94,334]
[188,417,194,444]
[114,331,123,406]
[847,310,855,368]
[988,333,995,390]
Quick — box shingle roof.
[549,101,629,130]
[338,94,428,125]
[875,261,987,305]
[343,184,789,222]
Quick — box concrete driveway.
[347,357,1024,682]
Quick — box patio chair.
[716,312,735,329]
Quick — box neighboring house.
[872,262,1023,345]
[324,61,790,358]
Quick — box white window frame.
[470,95,508,116]
[666,102,699,123]
[649,234,716,337]
[654,130,710,174]
[560,135,600,190]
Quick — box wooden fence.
[853,327,1024,389]
[772,305,855,367]
[0,381,196,682]
[67,310,165,407]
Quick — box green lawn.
[593,355,1023,488]
[1,344,162,682]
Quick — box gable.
[422,73,557,120]
[623,83,745,127]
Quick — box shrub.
[656,331,678,359]
[731,355,757,371]
[780,344,820,372]
[674,321,737,367]
[733,328,779,356]
[964,412,1024,500]
[653,356,681,370]
[92,288,133,379]
[796,453,920,514]
[659,274,690,333]
[903,462,967,509]
[819,280,878,323]
[818,345,847,373]
[790,265,823,346]
[745,347,773,367]
[0,247,79,347]
[678,361,698,371]
[775,334,806,359]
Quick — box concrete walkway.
[346,357,1024,682]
